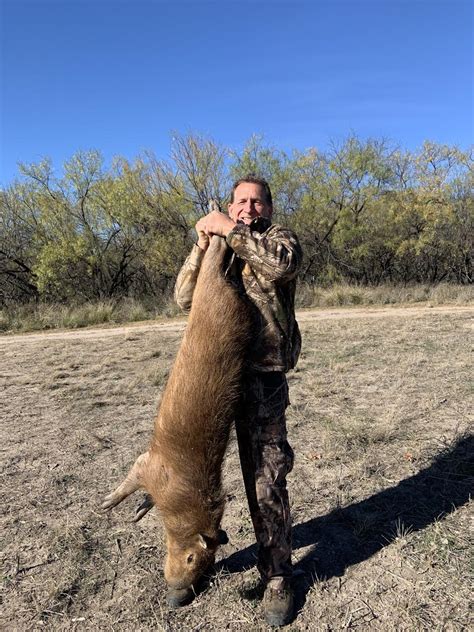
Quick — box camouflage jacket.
[174,217,302,373]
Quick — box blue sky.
[1,0,473,185]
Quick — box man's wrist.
[220,216,237,237]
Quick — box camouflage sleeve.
[226,224,303,282]
[174,244,205,311]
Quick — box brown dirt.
[1,306,473,630]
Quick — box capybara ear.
[197,534,209,549]
[217,529,229,545]
[198,531,228,549]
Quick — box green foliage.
[34,235,90,298]
[1,135,472,309]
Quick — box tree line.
[1,134,472,305]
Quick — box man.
[174,176,302,627]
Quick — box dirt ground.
[1,306,473,631]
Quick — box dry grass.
[295,282,474,309]
[1,307,472,630]
[1,283,472,333]
[0,297,182,333]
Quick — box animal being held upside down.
[102,235,253,591]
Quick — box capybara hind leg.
[102,451,150,511]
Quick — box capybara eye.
[187,554,194,564]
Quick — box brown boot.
[263,584,295,627]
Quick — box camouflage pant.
[235,371,294,587]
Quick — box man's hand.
[195,209,236,251]
[196,218,210,251]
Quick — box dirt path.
[2,304,472,629]
[0,305,472,345]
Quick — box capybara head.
[164,530,228,589]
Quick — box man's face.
[228,182,273,225]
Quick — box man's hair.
[230,175,273,206]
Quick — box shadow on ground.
[218,434,473,611]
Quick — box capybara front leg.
[133,494,154,522]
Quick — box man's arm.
[226,223,303,283]
[174,244,206,311]
[194,209,302,283]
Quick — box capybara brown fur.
[102,235,253,590]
